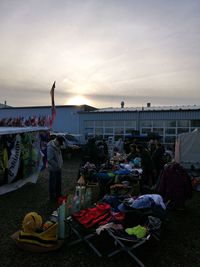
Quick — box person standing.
[152,141,165,181]
[136,144,155,188]
[47,136,64,201]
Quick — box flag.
[50,81,56,126]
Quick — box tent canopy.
[175,129,200,168]
[0,126,49,135]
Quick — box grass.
[0,155,200,267]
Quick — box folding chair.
[106,228,151,267]
[65,217,102,257]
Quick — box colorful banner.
[0,131,44,195]
[8,134,21,183]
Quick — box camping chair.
[65,216,102,257]
[64,202,113,257]
[103,209,163,267]
[106,227,150,267]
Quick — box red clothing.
[72,203,112,228]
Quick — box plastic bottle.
[85,187,92,208]
[65,194,73,217]
[72,193,80,213]
[58,200,66,239]
[80,185,86,209]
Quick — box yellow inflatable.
[22,212,43,233]
[18,212,58,248]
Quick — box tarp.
[175,129,200,168]
[0,126,49,135]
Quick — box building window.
[114,135,123,141]
[141,128,152,134]
[191,120,200,127]
[85,128,94,134]
[177,120,189,127]
[164,120,176,127]
[165,136,176,144]
[191,127,200,132]
[141,120,152,127]
[153,120,164,127]
[113,121,124,127]
[125,121,136,127]
[95,121,103,127]
[84,120,94,127]
[125,128,135,134]
[114,128,124,134]
[105,128,113,134]
[105,121,114,127]
[95,128,103,135]
[165,128,176,135]
[177,128,189,134]
[152,128,163,135]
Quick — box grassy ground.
[0,154,200,267]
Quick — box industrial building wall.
[53,106,80,133]
[79,109,200,144]
[0,107,51,120]
[1,105,200,144]
[138,110,200,120]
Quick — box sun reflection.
[65,95,91,106]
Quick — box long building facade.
[78,105,200,146]
[1,104,200,146]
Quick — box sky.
[0,0,200,108]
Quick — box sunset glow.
[65,95,91,106]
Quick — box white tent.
[0,126,49,195]
[175,129,200,169]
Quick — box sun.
[65,95,91,106]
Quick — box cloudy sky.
[0,0,200,108]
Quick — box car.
[49,132,81,151]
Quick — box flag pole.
[50,81,56,127]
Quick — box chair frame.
[106,228,150,267]
[65,217,102,257]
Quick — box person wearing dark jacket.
[126,144,138,162]
[152,142,165,182]
[157,162,192,210]
[47,136,64,200]
[86,138,99,165]
[136,144,155,187]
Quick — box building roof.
[0,104,96,111]
[0,103,11,108]
[90,105,200,113]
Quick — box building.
[79,104,200,146]
[0,101,11,108]
[1,103,200,146]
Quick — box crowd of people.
[81,137,173,189]
[46,135,191,211]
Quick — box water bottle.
[65,194,73,217]
[72,194,80,213]
[58,200,66,239]
[80,185,86,209]
[85,187,92,208]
